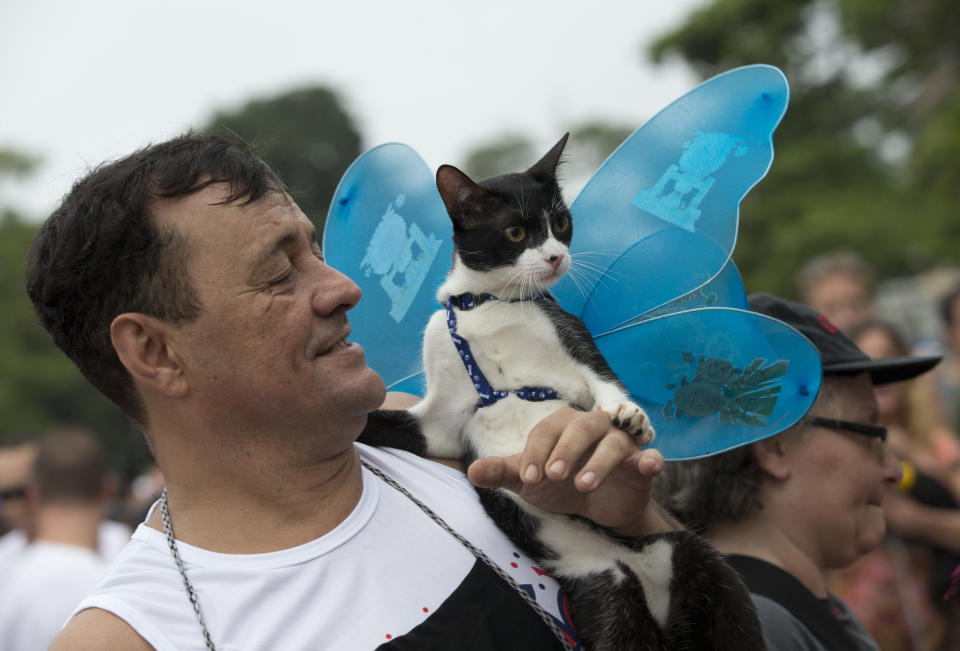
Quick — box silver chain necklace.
[160,462,569,650]
[160,486,216,651]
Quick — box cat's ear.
[436,164,488,228]
[526,133,569,181]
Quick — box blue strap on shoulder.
[445,294,559,409]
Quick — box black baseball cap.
[748,292,941,385]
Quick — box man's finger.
[541,409,614,481]
[518,408,579,484]
[571,429,639,491]
[467,455,524,492]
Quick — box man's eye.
[272,270,294,286]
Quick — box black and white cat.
[362,135,764,651]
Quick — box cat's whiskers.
[565,259,627,301]
[564,268,592,301]
[501,266,527,304]
[566,260,614,285]
[571,248,620,261]
[569,252,628,282]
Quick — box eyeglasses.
[803,417,888,458]
[0,485,28,502]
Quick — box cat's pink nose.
[547,255,563,270]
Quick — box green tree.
[0,154,148,476]
[463,134,535,180]
[462,122,634,182]
[203,86,362,234]
[648,0,959,296]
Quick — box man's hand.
[467,407,676,537]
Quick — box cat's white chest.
[453,302,584,395]
[418,300,599,457]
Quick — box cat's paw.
[601,402,655,446]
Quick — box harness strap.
[445,293,560,409]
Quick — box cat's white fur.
[407,223,670,625]
[410,222,653,459]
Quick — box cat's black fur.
[361,135,765,650]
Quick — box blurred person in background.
[924,285,960,436]
[0,431,131,569]
[655,293,940,651]
[0,434,38,566]
[796,250,875,334]
[0,428,117,650]
[829,320,960,650]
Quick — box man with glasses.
[655,292,941,651]
[0,436,38,567]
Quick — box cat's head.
[435,134,572,295]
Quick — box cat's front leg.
[598,401,655,446]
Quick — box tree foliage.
[203,86,362,235]
[0,209,147,475]
[462,122,634,183]
[648,0,959,296]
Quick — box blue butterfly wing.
[323,66,816,459]
[322,143,450,394]
[554,64,789,332]
[595,307,821,460]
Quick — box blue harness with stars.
[445,293,561,410]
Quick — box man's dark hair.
[26,133,285,425]
[33,428,106,504]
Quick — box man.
[0,435,37,562]
[795,250,875,334]
[27,134,758,649]
[0,433,131,571]
[655,292,941,650]
[0,428,112,650]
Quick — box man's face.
[804,271,872,334]
[852,326,904,424]
[153,185,386,448]
[0,443,36,533]
[946,298,960,354]
[780,373,900,570]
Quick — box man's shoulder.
[50,608,153,651]
[356,442,466,477]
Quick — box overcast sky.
[1,0,705,219]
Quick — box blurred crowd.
[0,428,163,650]
[2,248,960,650]
[798,250,960,650]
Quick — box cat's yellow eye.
[552,215,570,233]
[504,226,526,242]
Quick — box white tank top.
[72,444,578,650]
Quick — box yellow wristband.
[898,460,916,493]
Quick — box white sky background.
[0,0,705,220]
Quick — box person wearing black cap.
[655,292,941,651]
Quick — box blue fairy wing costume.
[323,64,821,460]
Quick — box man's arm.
[50,608,153,651]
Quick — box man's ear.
[110,313,188,398]
[752,435,792,481]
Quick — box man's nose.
[311,263,362,315]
